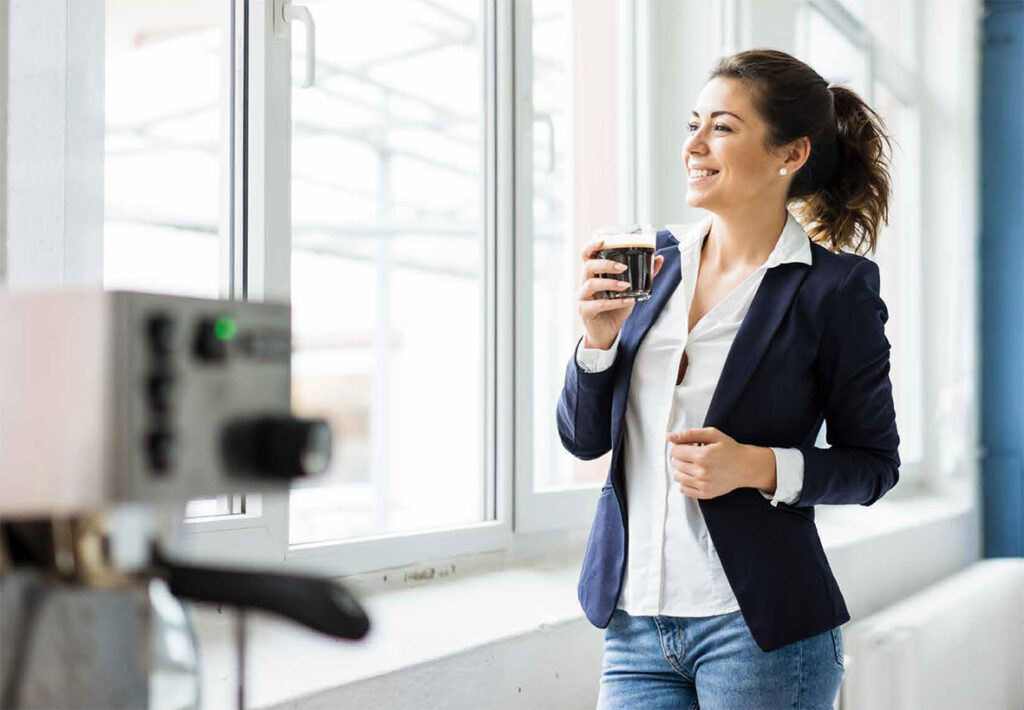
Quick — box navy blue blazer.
[557,226,900,652]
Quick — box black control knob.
[147,314,177,356]
[193,317,229,363]
[146,430,177,474]
[147,372,175,413]
[221,416,332,480]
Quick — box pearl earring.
[779,167,788,176]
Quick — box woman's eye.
[687,123,731,133]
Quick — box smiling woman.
[563,48,900,709]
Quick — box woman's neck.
[705,205,789,273]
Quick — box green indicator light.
[214,317,238,342]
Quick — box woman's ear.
[782,136,812,174]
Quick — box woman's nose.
[682,141,705,161]
[682,133,705,157]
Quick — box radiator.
[839,558,1024,710]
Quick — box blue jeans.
[597,607,844,710]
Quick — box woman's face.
[682,77,789,212]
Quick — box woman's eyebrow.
[690,109,745,123]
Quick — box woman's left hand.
[666,427,755,499]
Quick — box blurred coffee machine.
[0,290,370,709]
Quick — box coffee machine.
[0,290,370,709]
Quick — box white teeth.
[689,169,718,178]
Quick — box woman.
[556,49,900,709]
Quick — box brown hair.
[708,49,893,256]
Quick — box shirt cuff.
[575,332,621,373]
[759,447,804,507]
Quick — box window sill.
[814,476,975,549]
[190,484,976,709]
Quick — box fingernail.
[615,263,628,271]
[617,281,630,287]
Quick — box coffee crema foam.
[594,227,656,250]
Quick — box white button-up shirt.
[576,211,812,616]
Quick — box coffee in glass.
[594,224,656,301]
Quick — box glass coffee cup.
[594,224,657,301]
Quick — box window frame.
[792,0,926,491]
[515,0,641,533]
[176,0,295,563]
[279,0,519,576]
[179,0,525,575]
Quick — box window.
[284,0,490,545]
[94,0,643,572]
[795,0,925,484]
[104,0,230,299]
[104,1,242,520]
[796,3,869,97]
[530,0,633,493]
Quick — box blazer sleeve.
[556,334,618,460]
[795,259,901,507]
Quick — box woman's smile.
[688,168,720,184]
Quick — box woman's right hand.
[577,238,664,350]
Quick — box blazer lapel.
[611,222,810,448]
[619,245,682,361]
[610,243,682,452]
[701,262,810,429]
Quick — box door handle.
[275,0,316,88]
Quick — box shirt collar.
[664,211,813,269]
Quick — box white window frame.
[515,0,642,533]
[173,0,294,565]
[178,0,521,575]
[278,0,517,575]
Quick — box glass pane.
[288,0,486,544]
[798,5,868,97]
[865,0,913,66]
[837,0,865,22]
[104,1,227,298]
[105,2,231,521]
[871,80,924,470]
[532,0,629,491]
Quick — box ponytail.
[792,85,893,255]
